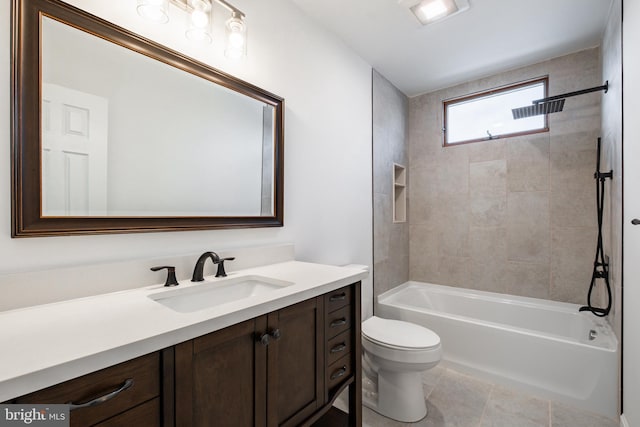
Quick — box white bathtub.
[376,282,619,419]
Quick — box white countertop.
[0,261,367,401]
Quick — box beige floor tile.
[422,364,446,398]
[550,402,618,427]
[479,386,549,427]
[421,369,493,427]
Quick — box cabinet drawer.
[16,353,160,427]
[325,286,352,313]
[94,397,160,427]
[327,354,352,391]
[327,330,351,366]
[326,305,351,339]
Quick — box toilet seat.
[362,316,440,350]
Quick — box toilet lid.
[362,316,440,350]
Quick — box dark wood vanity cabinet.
[10,282,361,427]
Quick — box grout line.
[424,366,446,399]
[477,384,494,427]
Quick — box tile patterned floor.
[337,364,619,427]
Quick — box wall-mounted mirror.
[11,0,284,237]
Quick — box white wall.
[0,0,373,315]
[623,0,640,426]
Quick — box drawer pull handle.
[330,343,347,353]
[330,366,347,380]
[329,293,347,302]
[68,379,134,411]
[330,318,347,327]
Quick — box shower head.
[511,99,565,120]
[511,81,608,120]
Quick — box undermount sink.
[149,275,294,313]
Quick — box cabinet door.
[174,318,267,427]
[267,297,325,427]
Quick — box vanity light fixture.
[224,11,247,59]
[185,0,214,44]
[136,0,247,59]
[403,0,470,25]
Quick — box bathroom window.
[443,77,549,146]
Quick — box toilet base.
[362,368,428,423]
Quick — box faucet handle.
[215,257,236,277]
[151,266,179,287]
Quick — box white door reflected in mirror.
[42,84,108,216]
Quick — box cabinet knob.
[269,328,281,340]
[632,219,640,225]
[257,333,270,346]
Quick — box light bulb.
[190,10,209,28]
[225,13,246,59]
[420,0,447,21]
[228,31,245,48]
[185,0,212,44]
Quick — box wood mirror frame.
[11,0,284,237]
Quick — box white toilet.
[361,316,442,422]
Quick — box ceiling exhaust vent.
[400,0,470,26]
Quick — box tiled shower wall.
[601,0,622,340]
[372,70,409,300]
[408,48,603,304]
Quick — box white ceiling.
[290,0,614,97]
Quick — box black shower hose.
[579,138,612,317]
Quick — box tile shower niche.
[393,164,406,223]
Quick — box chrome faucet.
[191,251,220,282]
